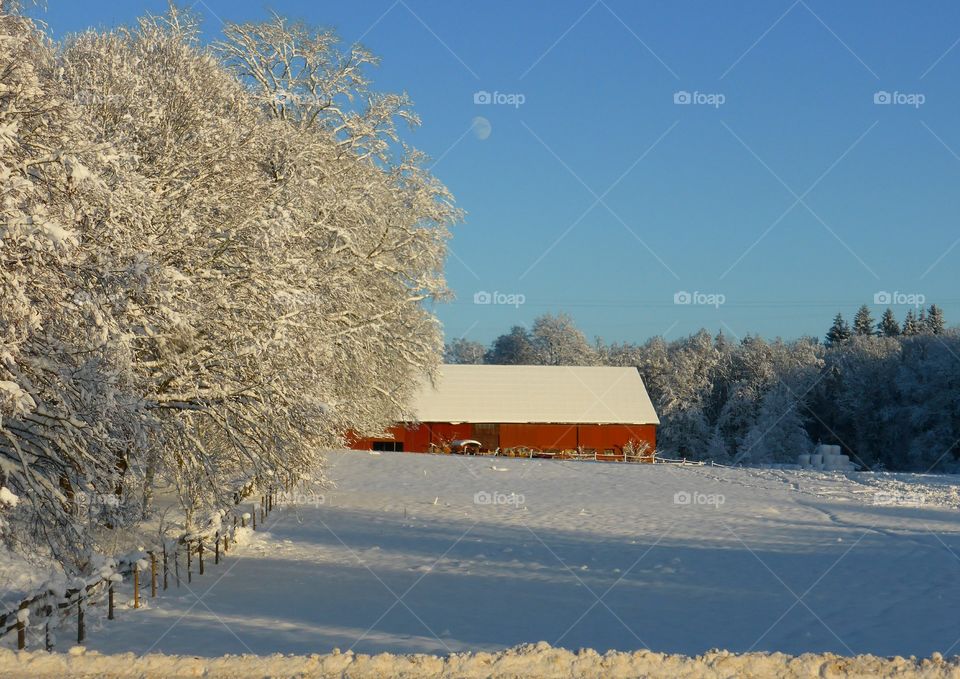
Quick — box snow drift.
[1,644,957,679]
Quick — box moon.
[471,116,492,140]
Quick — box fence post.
[108,580,115,620]
[77,590,85,644]
[133,564,140,609]
[150,552,157,598]
[174,546,180,588]
[186,541,192,583]
[163,544,169,590]
[252,506,257,530]
[215,531,220,565]
[17,599,27,650]
[44,602,53,651]
[198,539,205,575]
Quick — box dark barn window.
[372,441,404,452]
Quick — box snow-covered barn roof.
[404,365,659,425]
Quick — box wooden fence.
[0,484,287,651]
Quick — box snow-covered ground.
[2,643,958,678]
[5,449,959,673]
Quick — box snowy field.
[5,450,960,676]
[67,452,960,654]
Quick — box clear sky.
[34,1,960,345]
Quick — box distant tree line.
[445,309,960,472]
[826,304,945,344]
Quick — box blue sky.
[36,1,960,345]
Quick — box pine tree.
[918,307,928,333]
[877,308,900,337]
[853,304,875,336]
[826,313,852,346]
[926,304,945,335]
[902,309,919,336]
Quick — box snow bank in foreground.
[1,644,957,679]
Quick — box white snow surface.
[0,486,18,507]
[1,644,957,678]
[7,451,959,670]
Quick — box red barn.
[349,365,659,461]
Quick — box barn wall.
[500,423,577,450]
[578,424,657,453]
[349,422,657,455]
[349,422,474,452]
[426,422,474,447]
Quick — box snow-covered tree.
[1,5,460,566]
[902,309,920,336]
[444,339,486,364]
[0,14,142,566]
[654,331,718,457]
[925,304,945,335]
[529,313,597,366]
[897,334,960,470]
[60,9,456,520]
[736,383,812,464]
[826,313,852,346]
[878,308,900,337]
[485,326,536,365]
[705,424,730,463]
[853,305,875,336]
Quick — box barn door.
[472,423,500,452]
